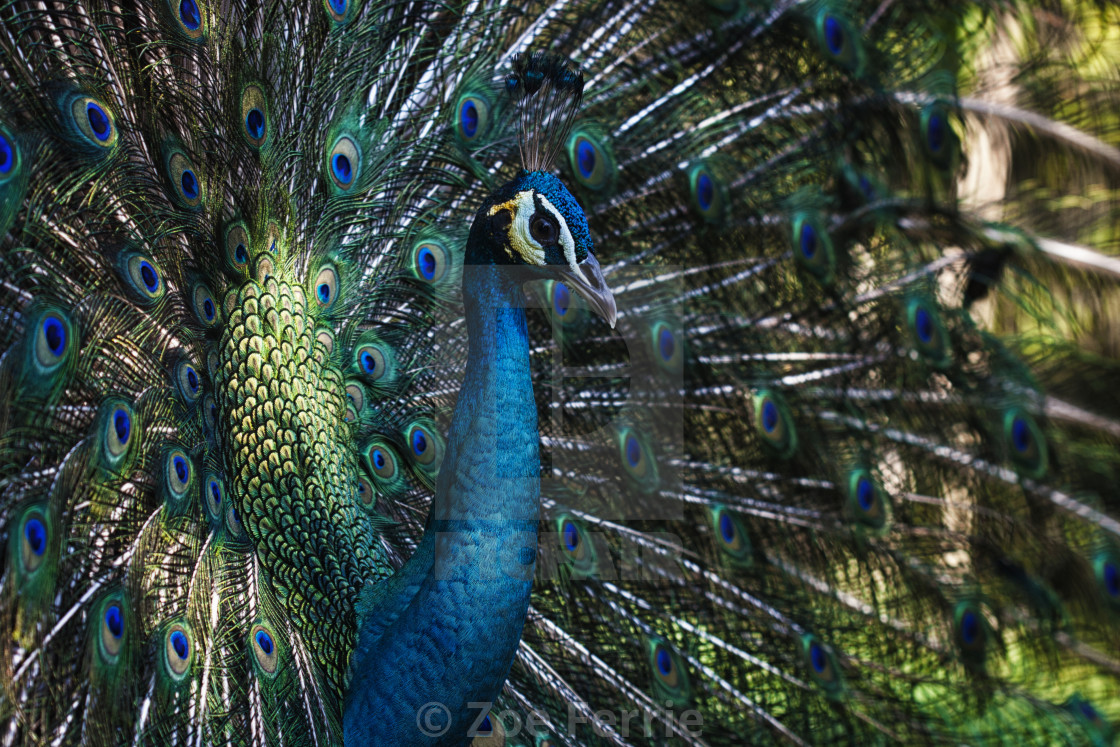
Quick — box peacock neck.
[344,261,541,745]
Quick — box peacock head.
[471,168,616,327]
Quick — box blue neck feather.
[344,258,540,745]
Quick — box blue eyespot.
[332,153,352,185]
[656,647,672,676]
[179,0,201,29]
[360,351,376,374]
[562,520,579,552]
[761,401,778,433]
[329,0,346,16]
[417,245,437,280]
[138,261,159,293]
[810,642,827,673]
[251,623,279,673]
[411,428,427,457]
[960,610,979,644]
[42,316,66,357]
[170,629,189,659]
[1011,416,1030,453]
[576,139,596,179]
[695,173,714,211]
[1105,561,1119,597]
[113,409,131,445]
[459,99,479,139]
[824,16,844,55]
[0,132,13,174]
[553,282,571,317]
[718,513,735,544]
[173,455,188,483]
[24,518,46,556]
[372,449,385,470]
[180,170,199,201]
[799,222,817,259]
[185,367,199,393]
[210,480,221,506]
[255,629,273,655]
[658,328,675,362]
[246,109,265,141]
[927,113,945,154]
[478,715,492,735]
[915,308,934,343]
[86,103,111,142]
[234,243,248,265]
[318,283,331,304]
[104,603,124,639]
[203,298,215,320]
[625,433,642,468]
[856,477,873,510]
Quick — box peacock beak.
[558,253,617,328]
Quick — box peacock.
[0,0,1118,743]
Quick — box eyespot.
[846,468,889,530]
[407,423,437,466]
[204,475,224,521]
[266,222,282,256]
[921,104,958,169]
[1002,408,1047,478]
[167,151,203,208]
[250,623,279,675]
[555,514,596,577]
[327,136,360,190]
[192,283,220,327]
[455,95,491,143]
[355,343,388,380]
[688,164,726,223]
[0,128,17,180]
[356,475,375,507]
[324,0,348,23]
[952,601,989,665]
[365,442,398,480]
[905,298,949,367]
[344,382,365,423]
[175,360,202,403]
[163,623,192,678]
[650,321,682,373]
[567,130,614,192]
[19,510,49,573]
[35,311,72,370]
[529,213,559,245]
[241,84,268,147]
[412,240,450,284]
[361,439,407,497]
[164,448,193,504]
[226,502,244,537]
[313,265,339,310]
[709,505,751,566]
[1093,551,1120,607]
[123,253,166,303]
[202,394,218,436]
[100,400,136,468]
[791,212,836,285]
[801,635,843,697]
[647,638,690,707]
[70,96,118,149]
[814,12,864,75]
[617,427,659,493]
[225,223,251,271]
[752,390,797,458]
[99,598,126,662]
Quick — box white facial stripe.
[503,193,543,265]
[536,195,579,273]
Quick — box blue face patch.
[499,171,593,265]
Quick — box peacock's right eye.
[529,213,560,245]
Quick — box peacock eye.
[529,214,559,245]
